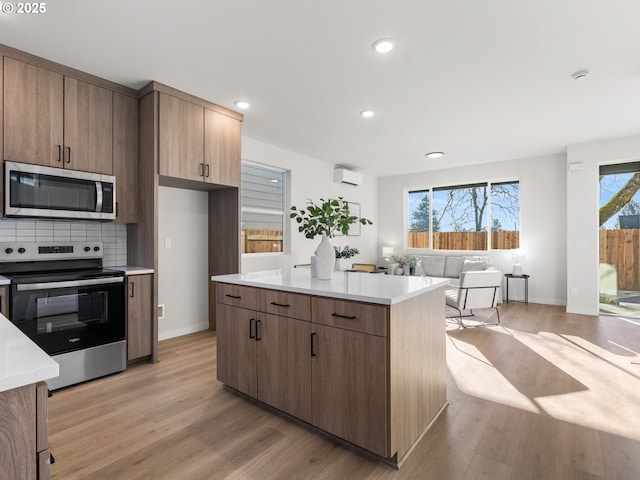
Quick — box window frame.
[404,177,520,252]
[241,160,290,256]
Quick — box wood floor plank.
[47,305,640,479]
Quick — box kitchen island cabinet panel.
[257,288,311,321]
[311,296,388,336]
[0,384,36,480]
[3,57,64,167]
[257,314,311,422]
[216,303,257,398]
[311,323,388,457]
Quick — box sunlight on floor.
[447,323,640,441]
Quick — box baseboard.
[158,322,210,341]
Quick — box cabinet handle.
[129,281,135,298]
[270,301,290,308]
[66,146,71,163]
[199,163,205,177]
[255,319,261,341]
[205,164,210,178]
[225,294,241,299]
[249,318,255,339]
[57,145,62,163]
[331,312,356,320]
[310,332,317,357]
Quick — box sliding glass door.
[599,162,640,317]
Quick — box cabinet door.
[0,285,7,317]
[204,108,241,187]
[158,93,204,182]
[113,93,139,223]
[257,314,311,422]
[216,303,257,398]
[311,324,388,457]
[0,384,36,480]
[3,57,64,167]
[63,77,113,174]
[127,275,152,361]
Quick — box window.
[241,163,286,254]
[407,180,519,250]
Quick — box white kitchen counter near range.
[115,266,155,275]
[0,314,59,392]
[211,268,450,305]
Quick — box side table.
[504,273,529,304]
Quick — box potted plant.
[334,245,360,271]
[290,197,372,279]
[402,255,420,276]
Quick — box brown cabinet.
[204,108,241,187]
[127,274,153,361]
[3,57,64,167]
[0,285,8,317]
[0,381,50,480]
[216,286,312,421]
[310,323,387,457]
[113,93,139,223]
[158,92,241,187]
[3,57,114,174]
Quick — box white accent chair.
[446,270,502,328]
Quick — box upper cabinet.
[155,87,242,187]
[204,108,241,187]
[3,57,113,175]
[3,57,64,167]
[158,92,204,182]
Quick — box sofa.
[388,254,503,299]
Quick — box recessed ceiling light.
[234,100,250,109]
[372,38,396,54]
[425,151,445,159]
[360,110,375,118]
[270,179,279,183]
[572,69,590,80]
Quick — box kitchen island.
[211,269,449,466]
[0,314,59,480]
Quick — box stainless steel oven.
[0,242,126,390]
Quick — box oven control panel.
[0,242,103,262]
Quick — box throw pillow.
[462,259,486,272]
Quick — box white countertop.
[115,266,154,275]
[211,269,450,305]
[0,275,9,285]
[0,314,59,393]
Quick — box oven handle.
[16,277,125,291]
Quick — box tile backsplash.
[0,219,127,267]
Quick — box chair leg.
[468,306,500,327]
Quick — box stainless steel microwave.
[4,161,116,221]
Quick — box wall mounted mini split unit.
[334,168,363,186]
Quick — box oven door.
[9,277,125,355]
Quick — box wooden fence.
[408,231,519,250]
[242,229,283,254]
[600,229,640,291]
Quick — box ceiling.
[1,0,639,177]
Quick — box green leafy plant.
[290,197,372,239]
[334,245,360,259]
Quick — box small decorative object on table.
[402,255,420,276]
[334,245,360,271]
[290,197,372,280]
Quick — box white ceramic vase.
[315,235,335,280]
[334,258,348,272]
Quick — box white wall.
[241,137,379,273]
[158,186,209,340]
[566,134,640,315]
[377,153,567,306]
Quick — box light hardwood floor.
[48,303,640,479]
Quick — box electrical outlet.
[158,304,165,319]
[570,288,578,295]
[164,238,172,248]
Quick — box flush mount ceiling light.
[270,179,279,183]
[234,100,250,109]
[425,151,445,159]
[360,110,375,118]
[372,38,396,54]
[572,69,590,80]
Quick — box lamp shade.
[382,247,393,257]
